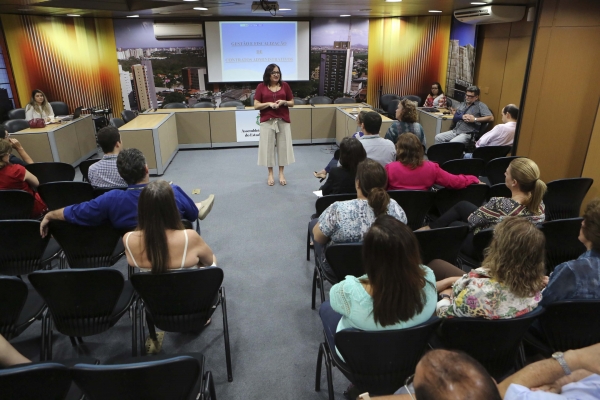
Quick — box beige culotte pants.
[257,118,295,167]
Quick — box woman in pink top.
[385,133,481,190]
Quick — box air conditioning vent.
[454,5,525,25]
[154,22,203,40]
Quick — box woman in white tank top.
[124,180,217,273]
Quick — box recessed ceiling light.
[17,8,32,11]
[193,7,208,10]
[67,14,80,16]
[471,2,487,4]
[385,0,402,2]
[429,10,443,13]
[127,15,139,17]
[279,8,291,10]
[340,14,351,17]
[184,0,199,1]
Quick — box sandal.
[313,171,327,179]
[145,331,165,355]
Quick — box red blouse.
[0,163,47,217]
[385,160,480,191]
[254,81,293,123]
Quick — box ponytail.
[367,187,390,217]
[509,158,547,215]
[525,179,547,214]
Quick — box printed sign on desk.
[235,110,261,142]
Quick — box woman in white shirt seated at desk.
[124,180,217,273]
[25,89,54,122]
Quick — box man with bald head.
[476,104,519,148]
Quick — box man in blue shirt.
[541,198,600,305]
[40,148,215,236]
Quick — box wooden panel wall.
[581,102,600,211]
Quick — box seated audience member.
[541,198,600,306]
[0,140,46,217]
[40,148,215,235]
[358,111,396,167]
[423,82,447,108]
[360,343,600,400]
[433,217,545,319]
[25,89,54,122]
[386,133,481,191]
[0,124,34,166]
[124,180,216,272]
[385,99,426,149]
[88,126,127,188]
[421,158,546,257]
[0,333,30,367]
[312,159,407,277]
[434,85,493,145]
[319,137,366,195]
[476,103,518,148]
[320,215,436,396]
[314,111,368,181]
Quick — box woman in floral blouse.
[434,217,546,319]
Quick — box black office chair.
[414,226,470,265]
[387,99,400,120]
[487,183,511,200]
[25,162,76,184]
[309,96,333,105]
[163,102,188,109]
[484,156,522,186]
[38,181,94,211]
[540,218,587,273]
[92,186,127,198]
[0,276,46,341]
[387,190,435,230]
[334,97,355,104]
[445,98,453,109]
[7,108,25,120]
[379,94,401,113]
[316,317,440,399]
[473,145,513,165]
[193,101,215,108]
[4,119,29,133]
[544,178,593,221]
[220,100,244,108]
[435,307,544,381]
[434,185,489,216]
[400,95,422,105]
[121,110,137,123]
[79,159,100,182]
[109,117,124,128]
[131,268,233,381]
[49,101,69,116]
[441,158,485,177]
[293,97,307,105]
[0,363,72,400]
[457,228,494,271]
[72,354,216,400]
[466,122,490,153]
[426,143,465,165]
[0,190,34,219]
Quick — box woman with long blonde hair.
[25,89,54,122]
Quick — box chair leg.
[311,267,318,310]
[323,342,335,400]
[131,299,138,357]
[306,227,311,261]
[220,287,233,382]
[40,310,47,361]
[317,267,326,304]
[203,371,217,400]
[315,342,324,391]
[46,318,54,360]
[139,301,147,356]
[69,336,78,347]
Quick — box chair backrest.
[0,276,29,338]
[445,98,453,108]
[121,110,137,123]
[426,143,466,165]
[49,101,69,116]
[441,158,485,177]
[4,119,30,133]
[0,220,50,276]
[544,178,594,221]
[163,102,188,109]
[434,185,489,216]
[488,183,511,201]
[379,94,401,111]
[48,221,122,269]
[314,193,357,218]
[109,118,124,128]
[472,228,494,262]
[79,159,100,182]
[484,156,522,185]
[335,317,440,395]
[387,190,435,230]
[37,181,94,211]
[334,97,356,104]
[72,356,201,400]
[438,307,544,380]
[309,96,332,105]
[414,226,469,265]
[220,100,244,108]
[92,186,127,198]
[473,145,513,164]
[193,101,215,108]
[400,95,422,105]
[293,97,307,105]
[0,363,71,400]
[325,243,364,281]
[540,218,587,273]
[25,162,75,184]
[539,300,600,352]
[131,268,224,332]
[249,93,255,105]
[387,99,400,120]
[0,190,34,219]
[7,108,25,120]
[29,268,125,336]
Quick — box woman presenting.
[254,64,295,186]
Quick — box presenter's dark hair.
[362,111,382,135]
[117,148,147,184]
[503,104,519,120]
[262,64,282,86]
[137,180,185,274]
[356,159,390,217]
[338,137,366,173]
[466,85,480,96]
[429,82,444,97]
[97,126,121,154]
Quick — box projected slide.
[220,22,297,81]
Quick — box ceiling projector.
[251,1,279,13]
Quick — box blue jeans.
[319,300,343,350]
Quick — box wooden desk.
[15,115,97,167]
[335,106,392,144]
[119,113,177,175]
[418,108,454,147]
[153,108,211,149]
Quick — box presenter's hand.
[276,100,287,107]
[270,102,279,109]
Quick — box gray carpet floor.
[13,144,355,399]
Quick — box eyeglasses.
[271,71,281,75]
[465,94,477,98]
[405,374,415,400]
